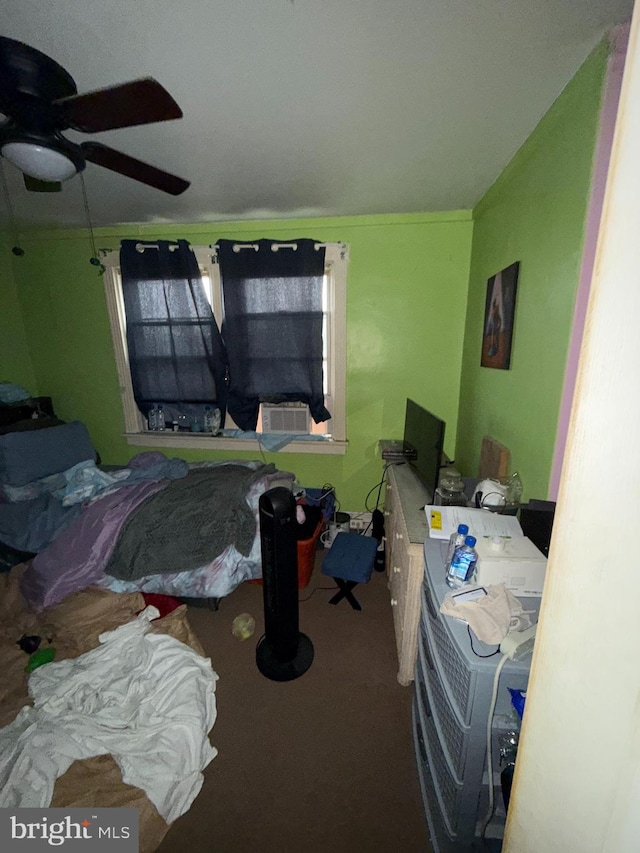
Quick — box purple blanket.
[20,480,167,611]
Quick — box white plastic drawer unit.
[422,539,535,722]
[417,623,471,781]
[413,699,459,853]
[415,649,465,837]
[422,581,477,725]
[413,538,540,851]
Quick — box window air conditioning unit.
[261,403,310,434]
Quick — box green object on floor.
[25,647,56,673]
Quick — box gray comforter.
[104,464,275,581]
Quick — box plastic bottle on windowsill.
[156,405,165,431]
[148,404,158,431]
[203,406,215,433]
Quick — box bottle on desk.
[446,535,478,588]
[444,523,469,572]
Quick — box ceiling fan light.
[1,141,79,182]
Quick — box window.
[102,241,348,454]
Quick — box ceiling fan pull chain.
[0,162,25,257]
[79,173,105,275]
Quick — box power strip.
[347,512,373,534]
[499,624,537,661]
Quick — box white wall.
[505,3,640,850]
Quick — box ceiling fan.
[0,36,189,195]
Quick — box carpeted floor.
[157,550,431,853]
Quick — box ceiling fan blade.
[23,174,62,193]
[56,78,183,133]
[81,141,189,195]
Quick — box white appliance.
[474,535,547,597]
[261,404,310,434]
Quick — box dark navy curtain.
[120,239,228,428]
[217,238,331,431]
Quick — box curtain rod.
[132,241,345,253]
[133,242,180,252]
[209,241,345,253]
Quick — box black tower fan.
[256,487,314,681]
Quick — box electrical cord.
[318,483,336,501]
[467,624,501,658]
[298,585,337,602]
[255,439,269,464]
[312,482,338,517]
[365,464,390,513]
[479,653,509,839]
[323,462,391,543]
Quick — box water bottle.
[203,405,214,433]
[446,535,478,588]
[148,404,158,431]
[156,404,165,431]
[444,523,469,572]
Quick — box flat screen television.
[403,398,446,500]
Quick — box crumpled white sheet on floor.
[0,606,218,823]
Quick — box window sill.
[124,432,348,455]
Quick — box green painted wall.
[456,39,609,500]
[12,213,473,509]
[7,37,610,509]
[0,234,37,392]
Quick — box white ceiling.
[0,0,635,229]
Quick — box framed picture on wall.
[481,261,520,369]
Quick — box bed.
[0,566,217,852]
[0,419,296,611]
